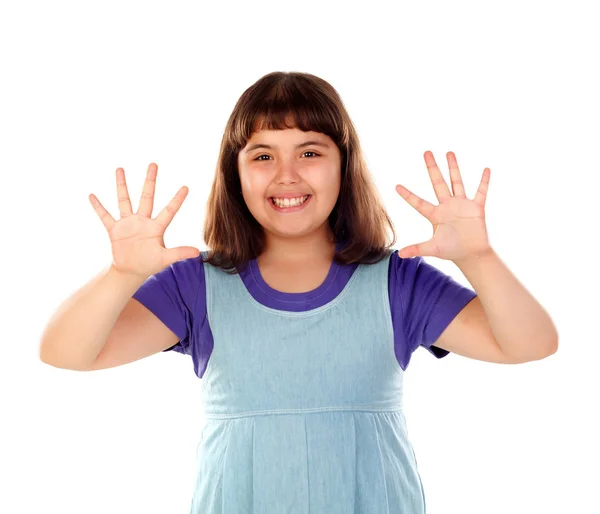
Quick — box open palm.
[395,151,492,263]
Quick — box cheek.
[239,171,261,195]
[240,175,270,211]
[250,183,270,202]
[316,170,341,196]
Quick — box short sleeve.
[390,252,477,361]
[132,256,203,355]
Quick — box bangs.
[228,73,349,151]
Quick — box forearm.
[39,264,148,370]
[455,249,558,360]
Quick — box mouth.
[268,194,312,212]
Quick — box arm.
[39,264,148,370]
[454,249,559,361]
[395,150,558,364]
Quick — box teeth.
[272,195,309,208]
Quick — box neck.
[259,229,336,266]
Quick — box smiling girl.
[40,71,558,513]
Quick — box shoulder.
[166,254,206,290]
[135,254,206,312]
[387,250,423,286]
[388,251,458,289]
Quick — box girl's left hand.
[395,151,492,263]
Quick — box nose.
[274,160,301,185]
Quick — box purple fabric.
[132,250,477,378]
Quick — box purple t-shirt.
[132,251,477,378]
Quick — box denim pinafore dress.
[190,249,427,513]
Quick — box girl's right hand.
[89,163,201,279]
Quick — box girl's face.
[238,127,342,242]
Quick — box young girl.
[43,71,558,513]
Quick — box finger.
[424,151,451,201]
[399,239,439,259]
[447,151,466,198]
[116,167,134,218]
[138,163,158,218]
[395,183,436,221]
[155,185,189,231]
[89,193,116,232]
[164,246,201,267]
[473,168,491,207]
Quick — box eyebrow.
[243,140,330,154]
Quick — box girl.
[41,71,558,513]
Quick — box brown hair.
[202,71,397,273]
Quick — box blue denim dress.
[189,249,427,513]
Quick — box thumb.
[165,247,201,265]
[399,240,435,259]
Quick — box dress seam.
[304,416,310,514]
[371,412,391,512]
[204,405,404,419]
[383,251,404,376]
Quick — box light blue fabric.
[190,249,427,513]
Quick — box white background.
[1,0,598,512]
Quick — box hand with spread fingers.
[395,151,492,264]
[89,163,200,279]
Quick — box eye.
[253,151,320,161]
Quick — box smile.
[269,194,312,212]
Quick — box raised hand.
[395,151,492,263]
[89,163,200,278]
